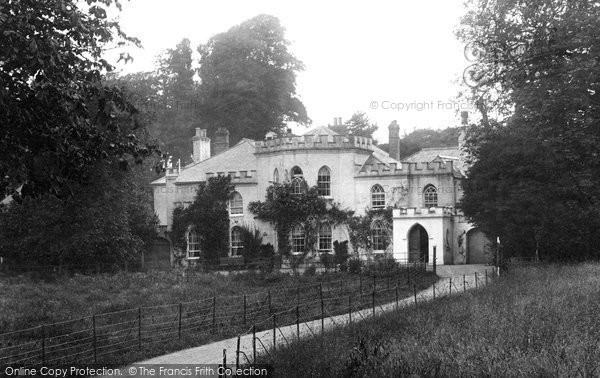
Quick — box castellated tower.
[192,127,210,163]
[388,120,401,161]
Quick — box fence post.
[475,272,478,289]
[236,336,240,370]
[407,263,411,284]
[373,275,376,291]
[463,274,466,293]
[395,284,399,309]
[296,306,300,339]
[433,282,436,300]
[413,284,417,305]
[320,283,324,333]
[272,314,276,351]
[268,290,272,315]
[243,294,247,326]
[212,296,217,334]
[252,325,256,363]
[372,288,375,317]
[297,285,300,307]
[40,325,46,364]
[92,315,97,363]
[178,303,182,340]
[449,278,452,295]
[138,307,142,350]
[348,295,352,324]
[433,246,437,274]
[485,269,488,285]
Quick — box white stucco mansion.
[151,116,491,265]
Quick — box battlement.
[255,134,374,154]
[356,161,454,177]
[205,170,258,184]
[393,207,456,217]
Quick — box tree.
[157,38,197,103]
[197,14,309,144]
[457,0,600,260]
[171,176,234,262]
[0,162,158,268]
[330,112,378,139]
[0,0,160,198]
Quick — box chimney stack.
[388,120,400,161]
[192,127,210,163]
[213,127,230,156]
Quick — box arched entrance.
[467,228,488,264]
[408,224,429,263]
[146,237,172,270]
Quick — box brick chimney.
[192,128,210,163]
[388,120,400,161]
[213,127,230,156]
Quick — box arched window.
[423,185,438,207]
[318,223,332,252]
[291,166,303,178]
[187,229,200,259]
[230,191,243,215]
[371,184,385,209]
[290,224,306,253]
[371,220,387,251]
[273,168,279,184]
[317,166,331,196]
[230,227,243,256]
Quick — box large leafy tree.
[0,0,159,198]
[330,112,379,139]
[197,14,309,144]
[457,0,600,260]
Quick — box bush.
[303,265,317,276]
[363,255,399,276]
[333,240,349,266]
[348,258,362,274]
[320,253,335,271]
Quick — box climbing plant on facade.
[347,207,394,255]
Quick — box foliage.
[347,258,363,274]
[457,0,600,260]
[378,127,460,158]
[303,265,317,277]
[362,255,400,277]
[0,163,158,267]
[248,182,353,259]
[171,176,234,262]
[319,253,335,271]
[347,208,393,254]
[330,112,379,139]
[334,240,350,272]
[0,0,160,198]
[197,14,309,144]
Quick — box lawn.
[257,263,600,377]
[0,265,436,367]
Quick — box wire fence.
[0,261,433,368]
[226,267,500,372]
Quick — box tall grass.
[259,263,600,377]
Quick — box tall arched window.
[273,168,279,184]
[371,184,385,209]
[187,229,200,259]
[317,166,331,196]
[318,223,332,252]
[371,220,387,251]
[230,226,243,256]
[291,166,304,195]
[290,224,306,253]
[230,191,243,215]
[423,185,438,207]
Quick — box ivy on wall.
[248,182,353,260]
[347,207,394,255]
[171,175,234,262]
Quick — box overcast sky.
[108,0,474,143]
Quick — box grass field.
[0,265,436,367]
[258,263,600,377]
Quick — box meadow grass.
[259,263,600,377]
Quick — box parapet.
[356,161,454,177]
[255,135,374,154]
[205,170,258,184]
[393,207,456,217]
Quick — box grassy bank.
[259,263,600,377]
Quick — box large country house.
[151,114,491,266]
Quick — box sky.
[108,0,475,143]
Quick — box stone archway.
[467,228,488,264]
[408,224,429,263]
